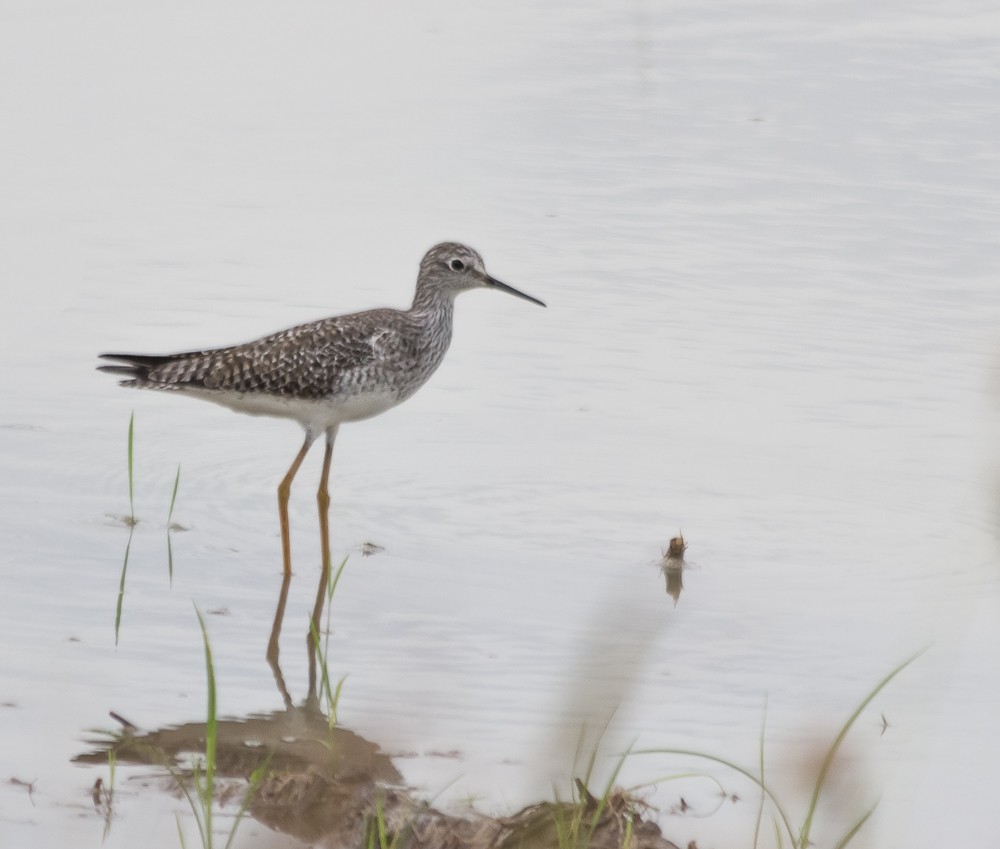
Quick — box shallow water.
[2,0,999,847]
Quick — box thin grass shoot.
[166,464,181,584]
[631,650,925,849]
[310,554,350,729]
[797,650,924,848]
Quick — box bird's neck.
[407,287,456,367]
[409,285,456,328]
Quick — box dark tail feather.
[97,352,173,385]
[96,364,141,376]
[99,353,173,368]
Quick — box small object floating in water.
[106,512,139,528]
[660,533,687,606]
[662,533,686,566]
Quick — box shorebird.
[99,243,544,686]
[99,242,545,573]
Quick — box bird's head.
[417,242,546,307]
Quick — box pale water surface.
[2,1,999,847]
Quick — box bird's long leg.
[307,426,337,700]
[278,435,316,577]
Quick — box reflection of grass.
[310,554,350,730]
[113,529,132,646]
[174,606,269,849]
[632,651,923,849]
[95,749,117,841]
[113,415,183,641]
[183,605,218,848]
[114,413,136,645]
[365,791,407,849]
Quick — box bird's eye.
[449,259,466,272]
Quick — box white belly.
[185,386,402,435]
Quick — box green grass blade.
[621,809,633,849]
[169,759,207,848]
[310,617,348,729]
[167,464,181,523]
[309,620,330,702]
[330,675,347,724]
[571,709,617,803]
[186,760,209,849]
[115,413,138,645]
[631,747,797,845]
[166,465,181,585]
[323,556,350,674]
[550,800,571,849]
[223,755,272,849]
[313,555,350,728]
[625,770,724,796]
[798,651,925,847]
[585,743,634,845]
[752,696,768,849]
[194,604,217,849]
[832,804,877,849]
[375,792,389,849]
[327,553,349,602]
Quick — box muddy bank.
[77,707,682,849]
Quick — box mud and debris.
[76,707,682,849]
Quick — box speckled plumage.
[99,242,545,436]
[100,306,452,423]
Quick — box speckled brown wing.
[99,308,407,400]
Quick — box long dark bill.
[487,275,547,307]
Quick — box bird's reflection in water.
[267,559,341,711]
[78,562,686,849]
[75,705,682,849]
[78,598,407,846]
[75,703,403,845]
